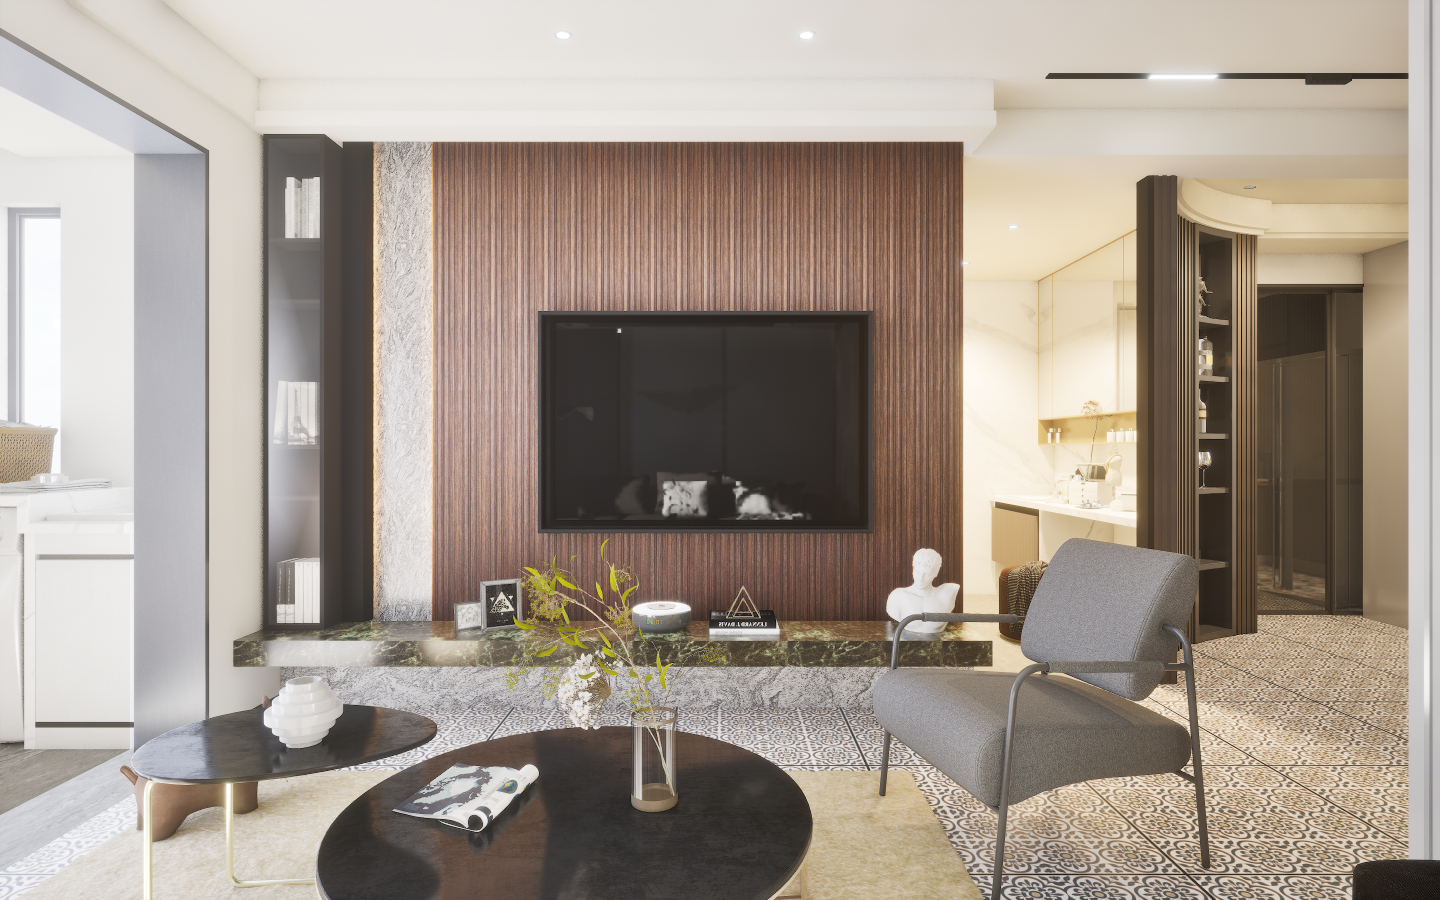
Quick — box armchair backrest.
[1020,539,1198,700]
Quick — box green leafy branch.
[502,539,726,714]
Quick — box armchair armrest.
[1040,660,1166,675]
[889,612,1021,669]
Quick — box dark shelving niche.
[263,135,373,630]
[1138,173,1257,649]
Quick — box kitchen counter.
[992,493,1137,528]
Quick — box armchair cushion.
[874,668,1191,808]
[1021,539,1198,700]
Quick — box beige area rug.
[23,769,977,899]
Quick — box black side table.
[130,705,435,899]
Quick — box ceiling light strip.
[1046,72,1407,80]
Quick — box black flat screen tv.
[539,312,871,532]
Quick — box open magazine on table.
[393,763,540,832]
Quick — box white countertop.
[992,493,1138,528]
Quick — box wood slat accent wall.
[431,143,963,622]
[1232,232,1258,634]
[1137,176,1196,556]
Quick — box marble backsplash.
[374,142,434,621]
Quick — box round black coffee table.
[316,727,814,900]
[132,705,436,899]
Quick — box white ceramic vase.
[263,676,342,748]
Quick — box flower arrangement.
[504,541,725,806]
[504,540,725,727]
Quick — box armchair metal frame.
[879,612,1210,899]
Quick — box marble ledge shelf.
[234,620,992,669]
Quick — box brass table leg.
[224,782,314,888]
[142,780,154,900]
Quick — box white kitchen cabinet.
[34,559,132,733]
[1,488,135,749]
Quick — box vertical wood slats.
[431,143,963,622]
[1232,233,1259,634]
[1138,177,1196,556]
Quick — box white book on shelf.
[306,381,318,444]
[308,558,321,623]
[285,382,299,444]
[301,559,312,623]
[306,177,321,238]
[284,177,298,239]
[272,381,289,443]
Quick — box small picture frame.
[479,578,524,631]
[453,599,487,633]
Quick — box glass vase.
[631,707,678,812]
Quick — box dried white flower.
[556,653,606,730]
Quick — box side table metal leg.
[224,782,314,887]
[142,780,155,900]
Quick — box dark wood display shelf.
[1197,559,1228,571]
[1199,374,1230,383]
[1198,486,1229,494]
[1198,315,1230,327]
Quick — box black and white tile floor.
[0,615,1408,898]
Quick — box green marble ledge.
[233,620,992,669]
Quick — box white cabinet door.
[34,559,132,724]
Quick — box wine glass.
[1197,451,1213,488]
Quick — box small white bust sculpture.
[886,549,960,634]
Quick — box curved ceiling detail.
[1178,178,1270,234]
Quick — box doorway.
[1255,289,1363,614]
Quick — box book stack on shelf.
[284,176,322,239]
[272,380,319,446]
[708,587,779,640]
[277,557,320,624]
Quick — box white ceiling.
[164,0,1406,108]
[125,0,1414,279]
[0,88,130,158]
[1197,179,1409,204]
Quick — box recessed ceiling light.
[555,30,571,39]
[1008,224,1019,230]
[799,30,815,40]
[1147,73,1218,80]
[1243,184,1258,190]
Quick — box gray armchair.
[874,539,1211,899]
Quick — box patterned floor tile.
[1193,873,1353,899]
[1153,837,1405,875]
[990,874,1211,899]
[1272,766,1408,791]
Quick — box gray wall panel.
[133,153,208,747]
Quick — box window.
[6,208,62,469]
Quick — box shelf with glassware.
[1037,410,1139,445]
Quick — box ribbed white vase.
[263,676,343,748]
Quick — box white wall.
[0,150,133,486]
[962,281,1051,594]
[1364,241,1408,628]
[1257,253,1363,285]
[0,3,274,715]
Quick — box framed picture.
[453,599,487,633]
[479,578,524,631]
